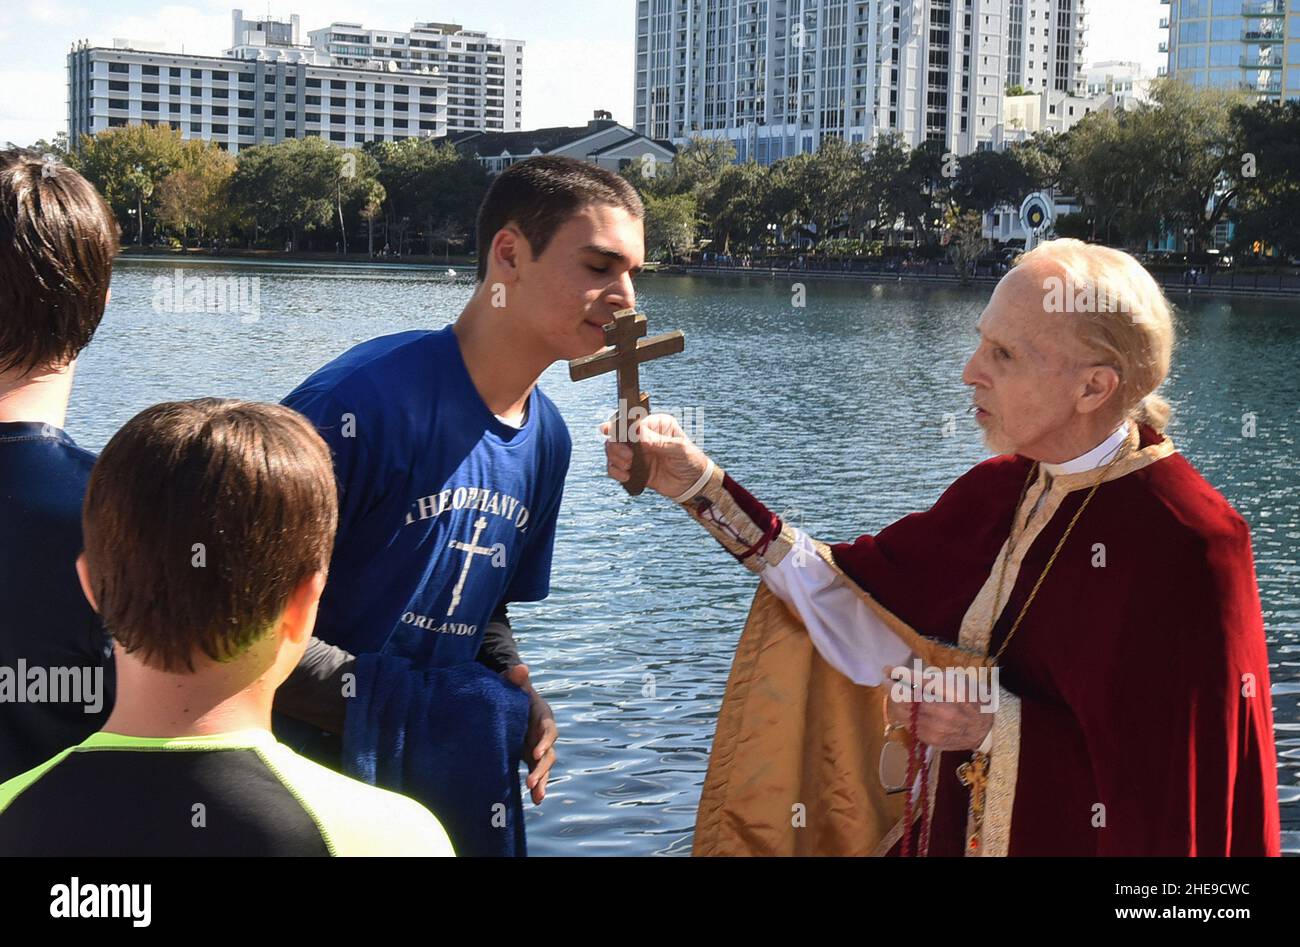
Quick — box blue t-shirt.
[0,422,115,783]
[283,328,571,668]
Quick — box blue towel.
[341,653,531,857]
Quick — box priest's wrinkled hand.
[506,663,557,805]
[601,412,709,499]
[883,664,995,752]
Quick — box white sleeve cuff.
[760,527,912,687]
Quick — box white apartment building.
[1002,87,1104,138]
[67,9,523,153]
[1083,59,1153,107]
[307,20,523,133]
[1002,60,1143,147]
[1005,0,1088,94]
[67,40,447,154]
[633,0,1088,163]
[891,0,1011,154]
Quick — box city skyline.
[635,1,1096,160]
[1,0,1165,147]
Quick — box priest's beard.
[978,419,1019,456]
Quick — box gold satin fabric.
[692,577,986,856]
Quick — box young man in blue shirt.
[0,151,119,782]
[283,155,646,854]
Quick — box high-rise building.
[889,0,1011,154]
[67,9,521,153]
[1005,0,1088,94]
[227,9,317,61]
[306,20,524,133]
[1162,0,1299,103]
[633,0,1089,163]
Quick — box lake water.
[73,257,1300,855]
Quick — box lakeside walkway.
[115,248,1300,301]
[676,261,1300,301]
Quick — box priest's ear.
[1076,363,1121,416]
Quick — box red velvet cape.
[819,425,1281,855]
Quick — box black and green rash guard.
[0,729,454,856]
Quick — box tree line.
[19,80,1298,264]
[31,126,487,258]
[625,81,1300,265]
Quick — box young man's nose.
[608,272,636,311]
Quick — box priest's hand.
[601,412,710,500]
[883,664,995,752]
[506,664,557,805]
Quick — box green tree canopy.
[643,192,699,261]
[155,138,237,247]
[72,123,186,241]
[1229,100,1300,258]
[229,136,340,248]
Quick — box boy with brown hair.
[0,398,452,856]
[0,150,118,781]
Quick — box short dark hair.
[82,399,338,673]
[0,150,119,375]
[475,155,644,282]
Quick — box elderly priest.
[603,239,1280,857]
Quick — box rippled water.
[73,258,1299,855]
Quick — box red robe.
[695,424,1280,856]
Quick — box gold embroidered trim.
[959,429,1176,656]
[761,522,800,568]
[682,465,763,572]
[1047,424,1175,494]
[971,688,1021,857]
[958,476,1053,657]
[681,466,800,572]
[873,816,907,857]
[953,429,1176,855]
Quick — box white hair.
[1017,238,1175,431]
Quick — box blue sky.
[0,0,1166,147]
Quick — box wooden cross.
[447,516,492,616]
[569,309,685,496]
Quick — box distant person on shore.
[0,399,453,856]
[0,150,118,782]
[278,155,646,856]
